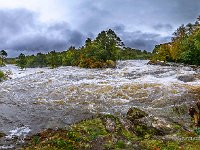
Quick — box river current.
[0,60,200,148]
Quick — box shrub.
[0,71,6,82]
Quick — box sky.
[0,0,200,57]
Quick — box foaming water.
[0,60,199,148]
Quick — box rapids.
[0,60,200,148]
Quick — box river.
[0,60,200,149]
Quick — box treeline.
[15,29,151,69]
[152,17,200,65]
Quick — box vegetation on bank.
[1,29,150,69]
[0,70,6,82]
[23,113,200,150]
[152,16,200,65]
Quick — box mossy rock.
[127,107,148,121]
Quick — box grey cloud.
[113,25,125,32]
[70,0,200,33]
[113,26,171,51]
[153,24,173,31]
[0,8,85,57]
[0,8,36,35]
[125,39,157,51]
[7,35,67,51]
[124,35,171,51]
[2,0,200,57]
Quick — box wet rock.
[147,60,169,66]
[151,117,174,134]
[104,118,116,133]
[0,132,6,138]
[127,107,148,121]
[194,74,200,80]
[177,75,195,82]
[189,65,200,71]
[101,115,118,133]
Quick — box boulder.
[127,107,148,121]
[104,118,116,133]
[177,75,195,82]
[101,115,118,133]
[147,60,169,66]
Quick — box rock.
[104,118,116,133]
[147,60,169,66]
[127,107,148,121]
[101,115,117,133]
[0,132,6,138]
[177,75,195,82]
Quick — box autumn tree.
[152,16,200,65]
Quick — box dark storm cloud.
[0,8,85,56]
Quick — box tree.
[17,53,27,70]
[152,16,200,65]
[0,50,7,66]
[48,50,61,68]
[62,46,79,66]
[94,29,124,61]
[152,43,172,62]
[35,53,48,67]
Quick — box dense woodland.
[1,29,151,69]
[152,17,200,65]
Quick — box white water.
[0,60,200,148]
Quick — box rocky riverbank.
[22,107,200,150]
